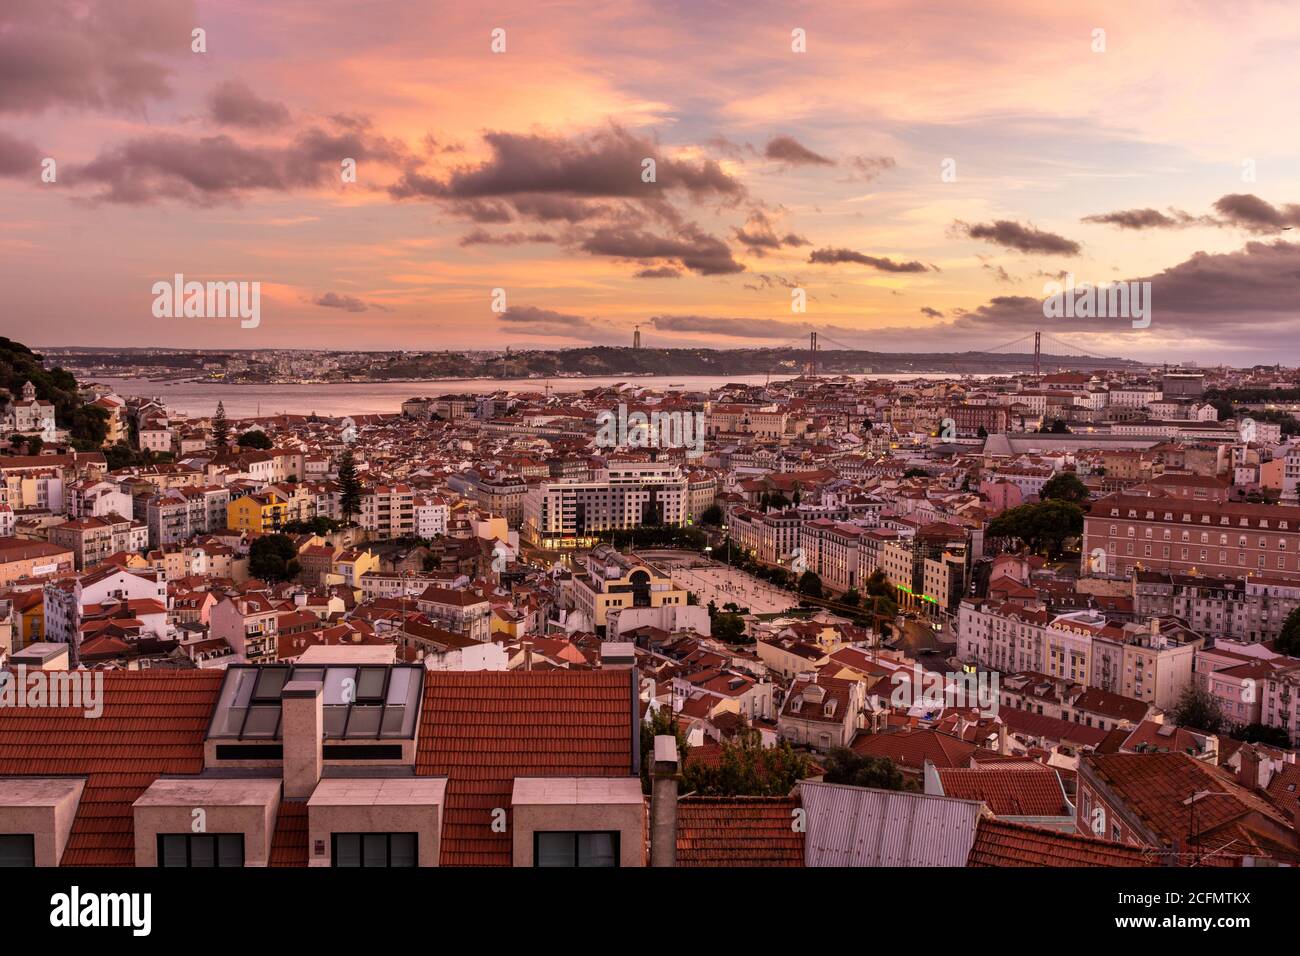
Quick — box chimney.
[281,679,323,799]
[650,735,679,867]
[1237,746,1261,791]
[1149,617,1160,637]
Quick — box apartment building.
[730,508,802,569]
[42,564,168,661]
[1082,493,1300,581]
[47,513,148,570]
[523,461,687,548]
[0,539,73,587]
[1132,570,1300,644]
[210,593,282,663]
[147,485,231,548]
[360,484,416,540]
[416,586,492,642]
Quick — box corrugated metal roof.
[799,780,985,867]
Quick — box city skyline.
[3,1,1300,362]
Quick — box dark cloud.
[948,239,1300,347]
[649,313,866,343]
[1081,207,1202,230]
[743,273,803,291]
[312,293,368,312]
[208,79,291,129]
[0,130,42,176]
[389,125,744,205]
[579,224,744,275]
[498,305,609,339]
[808,247,930,273]
[0,0,193,114]
[731,211,808,254]
[64,120,408,204]
[633,267,681,279]
[844,155,896,181]
[955,219,1081,255]
[1213,194,1300,234]
[1081,195,1300,235]
[458,229,556,246]
[764,135,834,167]
[920,307,944,318]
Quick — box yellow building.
[332,548,381,592]
[10,590,45,650]
[568,546,689,633]
[227,492,290,533]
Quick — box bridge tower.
[1033,330,1041,376]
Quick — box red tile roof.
[1087,752,1299,863]
[414,670,636,866]
[852,728,977,771]
[968,818,1155,867]
[676,796,804,867]
[936,767,1069,817]
[0,670,224,866]
[269,801,309,867]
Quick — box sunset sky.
[2,0,1299,362]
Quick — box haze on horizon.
[1,0,1298,364]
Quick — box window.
[0,834,35,867]
[158,833,244,867]
[534,831,620,868]
[332,832,417,867]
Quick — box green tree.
[212,401,230,448]
[1276,606,1300,656]
[798,570,824,598]
[903,467,928,479]
[236,429,272,450]
[1039,471,1089,504]
[1235,723,1293,748]
[1171,683,1223,735]
[640,707,690,794]
[337,448,362,525]
[700,504,723,526]
[24,435,43,455]
[248,533,301,582]
[986,500,1084,558]
[682,732,811,797]
[841,589,861,607]
[822,747,917,791]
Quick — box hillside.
[0,337,108,449]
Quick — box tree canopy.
[986,500,1084,558]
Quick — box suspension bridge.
[768,329,1128,376]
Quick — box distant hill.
[0,337,108,449]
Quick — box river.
[88,372,1000,418]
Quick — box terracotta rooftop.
[676,796,804,867]
[968,818,1155,867]
[0,670,224,866]
[414,670,635,866]
[935,767,1069,817]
